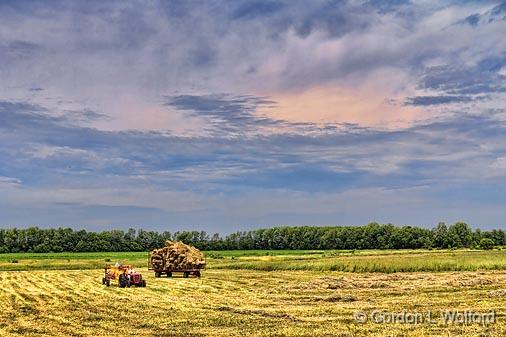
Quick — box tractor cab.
[128,272,146,287]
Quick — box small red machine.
[102,264,147,287]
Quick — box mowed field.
[0,250,505,337]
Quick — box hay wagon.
[149,265,203,278]
[148,241,206,278]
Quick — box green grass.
[212,250,506,273]
[0,249,505,273]
[0,252,148,271]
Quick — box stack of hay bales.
[150,241,205,270]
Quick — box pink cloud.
[257,84,427,129]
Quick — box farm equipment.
[102,263,146,287]
[149,241,205,278]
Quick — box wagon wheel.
[167,272,172,278]
[155,272,161,278]
[183,272,189,278]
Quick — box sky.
[1,0,506,232]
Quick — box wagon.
[152,268,202,278]
[148,257,204,278]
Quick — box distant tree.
[479,238,495,250]
[432,222,449,248]
[447,222,473,248]
[0,223,503,253]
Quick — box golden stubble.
[0,267,505,337]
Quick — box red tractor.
[102,264,147,288]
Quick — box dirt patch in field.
[215,306,298,321]
[285,275,393,292]
[365,281,390,288]
[489,289,506,297]
[314,294,357,302]
[448,277,494,287]
[292,276,355,290]
[380,274,432,281]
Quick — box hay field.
[0,250,505,336]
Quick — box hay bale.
[149,241,206,270]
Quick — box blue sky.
[1,0,505,232]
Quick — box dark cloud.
[290,1,373,38]
[0,102,108,136]
[62,109,110,123]
[164,94,348,136]
[418,64,506,95]
[231,0,285,20]
[477,55,506,72]
[458,1,506,27]
[0,40,41,63]
[463,13,480,26]
[491,1,506,15]
[365,0,411,13]
[165,94,280,133]
[0,101,45,113]
[404,95,480,106]
[228,0,374,38]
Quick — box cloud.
[62,109,110,124]
[260,83,424,128]
[459,1,506,27]
[0,176,21,187]
[3,98,506,194]
[0,101,45,113]
[1,1,506,229]
[165,94,280,134]
[418,64,506,95]
[0,40,41,62]
[490,156,506,168]
[231,1,285,20]
[404,95,480,106]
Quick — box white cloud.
[0,176,21,186]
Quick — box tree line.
[0,222,504,253]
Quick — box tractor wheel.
[102,277,106,285]
[183,272,189,278]
[167,272,172,278]
[106,279,110,287]
[142,280,146,287]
